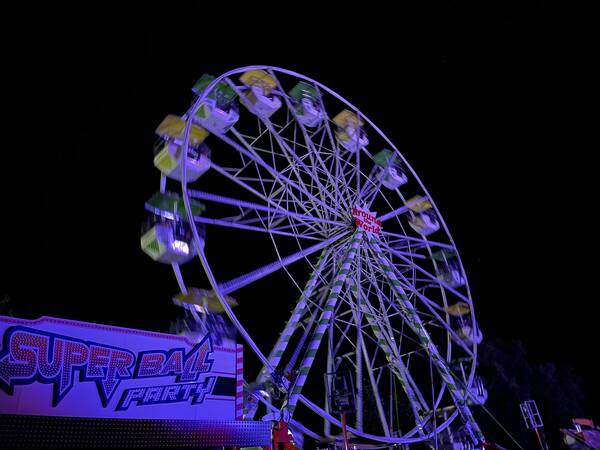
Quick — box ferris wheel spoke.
[361,253,406,339]
[356,166,384,207]
[368,237,484,443]
[208,119,346,223]
[324,319,334,437]
[231,142,287,161]
[381,240,472,305]
[245,249,332,420]
[298,394,458,444]
[312,85,342,155]
[354,283,430,417]
[260,221,332,238]
[230,157,256,178]
[260,216,328,311]
[253,155,279,209]
[209,161,325,235]
[192,215,321,241]
[287,145,345,220]
[355,112,362,199]
[187,189,345,228]
[230,126,330,224]
[384,262,475,359]
[280,130,351,212]
[193,240,273,373]
[350,168,371,207]
[217,231,349,296]
[170,262,188,294]
[273,146,336,223]
[247,152,324,228]
[263,217,328,235]
[357,331,392,436]
[386,247,428,260]
[286,230,364,418]
[324,155,355,208]
[357,148,383,200]
[278,193,326,237]
[312,85,359,208]
[378,196,431,223]
[223,78,345,221]
[381,231,456,251]
[221,213,306,231]
[236,115,295,149]
[348,281,430,424]
[354,246,365,430]
[285,290,331,374]
[337,153,359,191]
[219,214,276,227]
[366,241,475,358]
[331,333,357,380]
[251,390,323,440]
[306,143,348,213]
[265,69,354,212]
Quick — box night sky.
[3,3,596,445]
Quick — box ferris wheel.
[140,66,488,448]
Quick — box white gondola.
[171,311,235,346]
[171,288,238,346]
[336,125,369,153]
[193,97,239,133]
[381,166,408,189]
[244,84,282,118]
[296,97,323,127]
[141,192,207,264]
[333,110,368,153]
[153,141,211,182]
[288,81,324,128]
[408,210,440,235]
[141,218,203,265]
[239,70,282,118]
[435,255,465,288]
[433,250,465,287]
[457,318,483,345]
[466,376,488,405]
[373,149,408,189]
[438,267,466,288]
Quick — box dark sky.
[4,2,596,436]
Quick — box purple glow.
[0,316,238,420]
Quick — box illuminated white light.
[172,240,190,254]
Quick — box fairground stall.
[0,315,270,448]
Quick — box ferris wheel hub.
[352,206,382,235]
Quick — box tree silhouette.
[0,295,14,317]
[476,338,589,449]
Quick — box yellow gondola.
[173,288,238,314]
[444,301,471,316]
[405,195,432,212]
[239,70,278,95]
[155,114,209,146]
[333,110,364,128]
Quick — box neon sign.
[352,206,382,234]
[0,316,240,420]
[0,326,213,407]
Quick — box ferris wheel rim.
[161,65,482,444]
[183,64,477,319]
